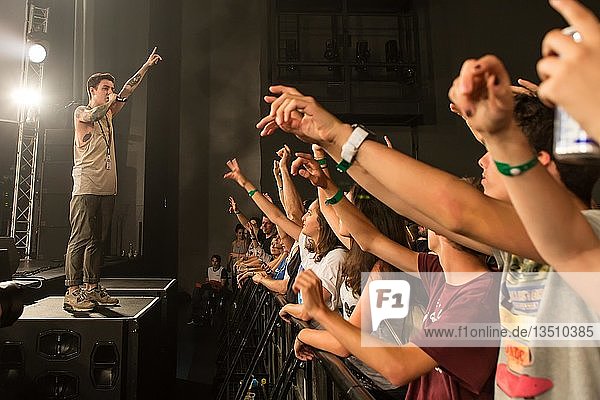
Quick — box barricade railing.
[215,280,376,400]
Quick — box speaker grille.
[35,371,79,400]
[90,342,119,390]
[0,341,24,388]
[38,330,81,360]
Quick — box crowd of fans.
[202,1,600,398]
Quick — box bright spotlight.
[28,43,47,63]
[11,88,42,106]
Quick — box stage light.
[11,87,42,106]
[28,43,47,63]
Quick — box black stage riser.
[101,278,177,384]
[0,296,163,400]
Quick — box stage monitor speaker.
[101,278,177,386]
[0,238,18,281]
[0,296,162,400]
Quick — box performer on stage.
[64,47,162,312]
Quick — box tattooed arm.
[111,46,162,116]
[73,101,116,146]
[74,96,116,123]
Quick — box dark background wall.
[1,0,599,295]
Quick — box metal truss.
[10,3,49,258]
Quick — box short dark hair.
[211,254,221,263]
[514,94,600,206]
[86,72,115,96]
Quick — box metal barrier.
[215,280,376,400]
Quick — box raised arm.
[273,160,285,205]
[288,147,351,249]
[277,145,305,224]
[110,47,162,116]
[224,158,302,240]
[449,54,600,312]
[310,145,353,250]
[257,85,541,262]
[289,153,435,275]
[229,196,250,228]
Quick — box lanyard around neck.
[96,117,112,155]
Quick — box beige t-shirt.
[72,111,117,195]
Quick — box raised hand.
[145,46,162,67]
[223,158,248,187]
[246,220,259,239]
[537,0,600,140]
[273,159,282,182]
[448,55,514,136]
[292,270,328,319]
[256,85,343,145]
[276,144,292,167]
[290,153,330,189]
[228,196,238,214]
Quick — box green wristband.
[316,158,327,166]
[335,159,351,173]
[325,188,344,205]
[494,156,539,177]
[248,189,258,197]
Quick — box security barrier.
[215,280,376,400]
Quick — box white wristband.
[340,125,371,165]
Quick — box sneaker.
[64,288,96,312]
[86,284,119,306]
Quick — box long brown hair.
[304,200,344,262]
[312,201,344,262]
[343,186,408,296]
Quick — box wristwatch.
[337,124,375,172]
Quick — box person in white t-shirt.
[188,255,228,325]
[224,158,347,315]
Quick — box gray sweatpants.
[64,194,115,287]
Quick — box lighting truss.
[10,2,50,258]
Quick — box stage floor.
[20,296,159,319]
